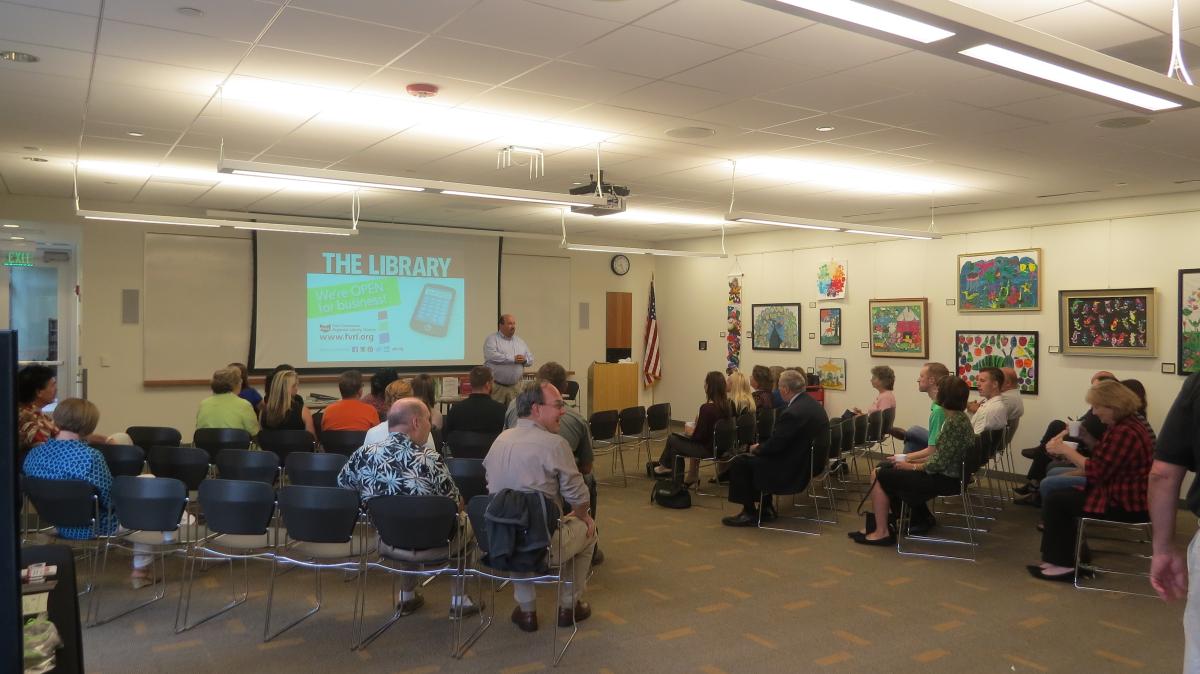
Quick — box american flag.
[643,278,661,387]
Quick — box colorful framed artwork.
[1059,288,1155,357]
[751,303,801,351]
[815,357,847,391]
[955,330,1039,394]
[819,308,842,346]
[869,298,929,359]
[817,259,847,300]
[957,248,1041,312]
[1180,269,1200,374]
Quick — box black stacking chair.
[563,380,580,408]
[258,429,316,464]
[735,411,756,451]
[446,458,487,503]
[177,479,277,633]
[611,406,645,487]
[755,407,775,443]
[644,402,672,465]
[445,430,498,460]
[21,477,104,600]
[320,430,367,456]
[98,444,145,477]
[285,452,348,488]
[147,446,211,492]
[193,428,253,462]
[215,449,280,485]
[126,426,182,453]
[588,410,620,485]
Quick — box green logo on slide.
[307,278,402,318]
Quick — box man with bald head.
[484,313,534,405]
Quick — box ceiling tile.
[951,0,1079,22]
[235,47,379,89]
[747,23,910,71]
[835,128,940,152]
[758,71,908,113]
[260,7,425,66]
[98,20,248,74]
[1019,3,1162,50]
[0,40,93,79]
[688,99,819,130]
[763,114,890,142]
[0,70,87,105]
[564,25,733,79]
[288,0,478,33]
[1091,0,1200,32]
[506,61,651,101]
[525,0,674,24]
[87,85,212,130]
[103,0,282,42]
[261,119,400,163]
[634,0,813,49]
[357,69,490,106]
[459,87,588,120]
[91,55,223,97]
[0,2,99,50]
[389,37,548,85]
[667,51,818,98]
[439,0,622,58]
[993,93,1129,123]
[605,81,737,117]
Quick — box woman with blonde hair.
[260,369,315,436]
[727,371,757,416]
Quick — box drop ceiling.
[2,0,1200,243]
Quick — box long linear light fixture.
[726,212,940,239]
[77,209,357,236]
[564,243,727,258]
[220,159,608,209]
[744,0,1200,112]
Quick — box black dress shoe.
[1013,492,1040,507]
[851,533,896,546]
[721,511,758,527]
[1014,483,1035,496]
[511,606,538,632]
[1020,446,1042,460]
[1026,565,1075,583]
[557,601,591,627]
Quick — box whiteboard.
[143,233,253,381]
[500,253,570,370]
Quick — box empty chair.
[644,402,672,464]
[126,426,182,453]
[21,477,105,598]
[445,430,498,460]
[446,458,487,503]
[588,410,621,486]
[319,430,367,456]
[563,380,580,408]
[285,452,348,488]
[193,428,253,462]
[258,429,316,463]
[147,446,210,492]
[98,444,145,478]
[215,449,280,485]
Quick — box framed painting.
[1181,269,1200,374]
[1059,288,1155,357]
[955,330,1039,394]
[817,259,847,300]
[751,303,801,351]
[957,248,1041,312]
[815,357,847,391]
[869,298,929,359]
[819,307,842,346]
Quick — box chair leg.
[91,546,171,627]
[263,560,323,642]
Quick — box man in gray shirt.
[483,314,534,406]
[484,381,596,633]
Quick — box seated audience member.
[649,371,735,484]
[411,373,444,430]
[852,375,974,544]
[485,381,596,632]
[999,367,1025,437]
[17,364,59,458]
[1015,370,1118,498]
[1029,380,1154,581]
[889,362,950,455]
[721,369,828,526]
[846,365,896,419]
[262,364,294,407]
[260,369,315,436]
[337,398,476,615]
[769,365,787,409]
[967,367,1008,434]
[443,366,506,437]
[361,368,400,422]
[728,371,757,416]
[750,365,775,412]
[227,362,262,413]
[320,370,379,432]
[195,367,260,435]
[364,379,435,451]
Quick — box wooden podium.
[587,361,638,416]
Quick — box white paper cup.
[1068,421,1081,437]
[894,454,907,462]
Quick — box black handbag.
[651,478,691,509]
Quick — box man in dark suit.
[442,366,507,437]
[722,369,829,527]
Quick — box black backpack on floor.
[651,478,691,509]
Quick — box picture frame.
[955,330,1039,394]
[869,298,929,359]
[817,259,847,300]
[815,357,847,391]
[1180,269,1200,374]
[819,308,842,346]
[957,248,1041,312]
[1059,288,1156,357]
[751,303,801,351]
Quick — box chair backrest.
[810,427,831,479]
[865,410,883,443]
[192,428,253,461]
[589,410,619,442]
[147,446,210,491]
[713,417,738,458]
[828,420,843,461]
[466,494,492,554]
[319,430,367,456]
[22,477,97,530]
[618,406,646,435]
[99,444,145,477]
[446,430,498,460]
[646,403,672,432]
[852,414,868,445]
[964,436,988,477]
[735,412,756,447]
[982,427,1006,459]
[563,380,580,401]
[258,429,316,462]
[368,494,458,551]
[285,452,348,488]
[311,409,324,435]
[111,475,187,532]
[879,407,896,437]
[840,418,855,456]
[276,485,360,543]
[126,426,182,452]
[215,449,279,485]
[198,479,275,536]
[755,407,775,442]
[446,457,487,502]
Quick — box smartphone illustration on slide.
[410,283,456,337]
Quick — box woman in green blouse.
[851,375,975,545]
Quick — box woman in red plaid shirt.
[1029,380,1154,582]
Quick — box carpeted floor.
[74,466,1190,674]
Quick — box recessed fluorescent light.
[960,44,1181,112]
[815,126,836,132]
[3,224,19,228]
[565,243,726,258]
[78,208,356,235]
[441,190,592,207]
[844,229,933,240]
[126,131,146,137]
[81,213,221,228]
[772,0,954,43]
[10,236,25,240]
[1,51,39,63]
[232,222,354,237]
[228,169,426,193]
[730,216,841,231]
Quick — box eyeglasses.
[536,400,567,410]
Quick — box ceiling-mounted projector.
[568,171,628,216]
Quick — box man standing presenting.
[485,381,596,632]
[889,362,950,455]
[968,367,1009,434]
[484,314,534,406]
[1149,372,1200,673]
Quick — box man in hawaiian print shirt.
[338,397,478,617]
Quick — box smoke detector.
[406,83,439,98]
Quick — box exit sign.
[3,251,33,267]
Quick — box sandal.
[130,569,158,590]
